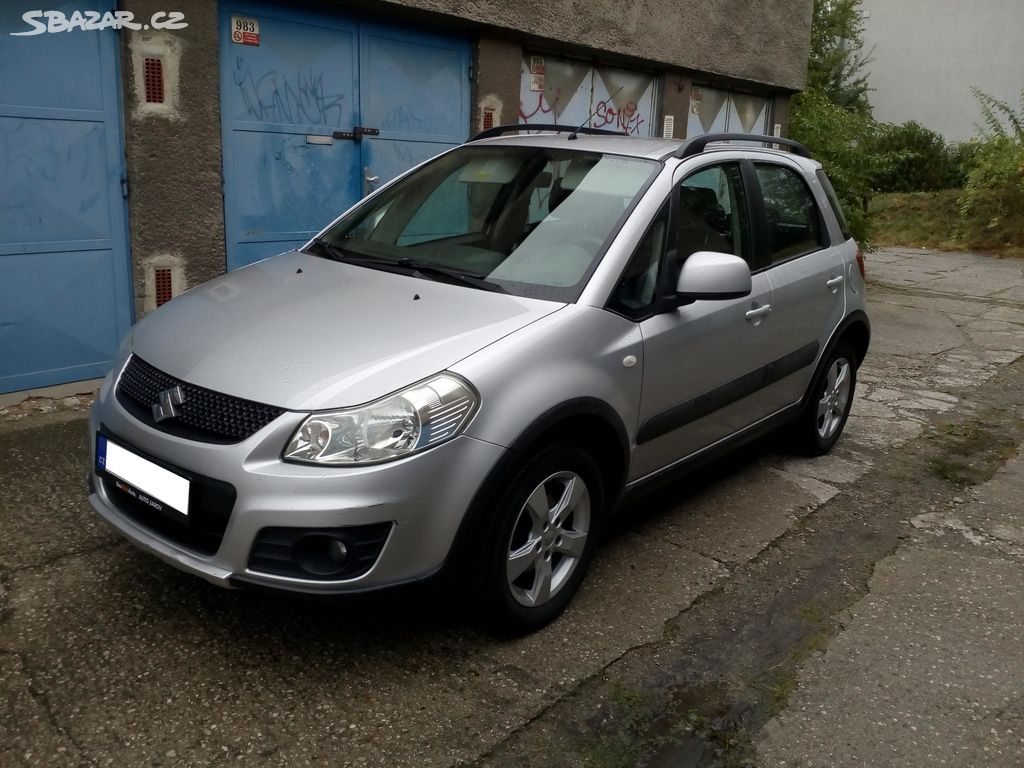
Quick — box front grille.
[116,355,285,443]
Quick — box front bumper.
[87,372,505,595]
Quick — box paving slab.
[758,423,1024,768]
[635,461,822,566]
[757,544,1024,768]
[867,301,968,356]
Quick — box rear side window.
[754,163,824,263]
[816,169,853,240]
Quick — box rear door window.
[754,163,825,263]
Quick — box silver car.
[88,127,869,633]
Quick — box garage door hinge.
[120,176,129,198]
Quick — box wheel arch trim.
[802,310,870,408]
[444,397,630,567]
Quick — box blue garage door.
[219,2,471,270]
[0,1,132,394]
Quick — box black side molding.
[637,341,819,445]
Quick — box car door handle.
[745,304,772,322]
[826,275,845,292]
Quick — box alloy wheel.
[505,471,591,608]
[816,357,851,440]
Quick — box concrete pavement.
[756,248,1024,766]
[758,449,1024,767]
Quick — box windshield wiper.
[309,243,505,294]
[305,237,365,262]
[307,240,505,293]
[394,258,506,293]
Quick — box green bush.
[945,141,983,189]
[959,136,1024,252]
[872,121,957,192]
[958,88,1024,253]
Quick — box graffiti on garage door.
[519,54,658,136]
[220,2,470,270]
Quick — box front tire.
[477,444,603,635]
[797,342,857,456]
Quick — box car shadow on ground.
[98,431,788,658]
[603,432,788,539]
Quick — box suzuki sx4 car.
[89,127,869,633]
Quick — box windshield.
[312,145,660,301]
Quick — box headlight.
[283,374,478,465]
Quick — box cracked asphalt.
[2,248,1023,767]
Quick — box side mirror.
[675,251,752,301]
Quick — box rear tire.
[796,342,857,456]
[475,444,603,635]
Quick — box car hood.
[131,251,564,410]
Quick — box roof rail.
[469,123,625,142]
[672,132,811,159]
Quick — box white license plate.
[97,435,190,516]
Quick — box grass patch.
[869,190,1024,257]
[868,190,962,250]
[577,684,662,768]
[578,683,758,768]
[927,421,1019,487]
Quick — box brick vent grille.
[116,355,285,443]
[143,58,164,104]
[154,268,173,307]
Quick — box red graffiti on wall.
[519,91,559,122]
[519,92,647,136]
[592,100,645,135]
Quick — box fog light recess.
[249,523,392,581]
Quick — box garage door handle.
[826,275,845,292]
[363,167,380,198]
[745,304,772,321]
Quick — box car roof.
[468,133,685,160]
[467,132,820,169]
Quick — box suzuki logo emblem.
[152,385,186,423]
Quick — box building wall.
[383,0,813,92]
[120,0,225,317]
[861,0,1024,142]
[474,35,523,132]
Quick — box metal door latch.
[332,126,381,140]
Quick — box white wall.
[861,0,1024,142]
